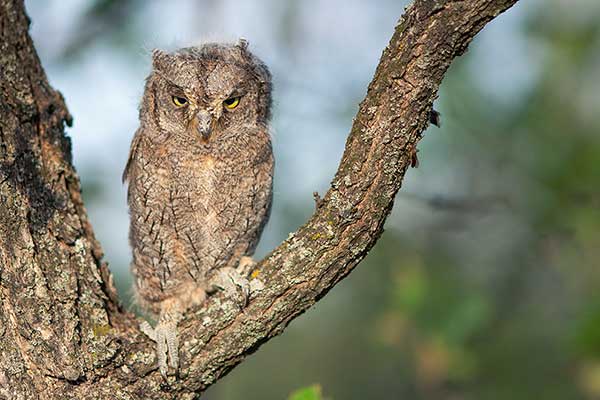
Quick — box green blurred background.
[27,0,600,398]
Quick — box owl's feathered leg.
[140,317,179,378]
[140,287,207,378]
[140,262,264,378]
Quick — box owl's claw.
[212,267,253,308]
[239,256,265,293]
[237,256,256,276]
[140,320,179,378]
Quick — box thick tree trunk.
[0,0,519,398]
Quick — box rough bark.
[0,0,519,398]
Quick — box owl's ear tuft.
[236,38,249,52]
[152,49,169,70]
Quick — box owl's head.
[142,39,271,142]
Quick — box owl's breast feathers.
[128,130,273,307]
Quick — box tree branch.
[0,0,519,398]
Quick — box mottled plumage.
[123,40,273,376]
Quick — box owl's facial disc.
[196,109,212,140]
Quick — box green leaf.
[288,384,324,400]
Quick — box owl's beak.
[196,110,212,141]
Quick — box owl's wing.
[122,129,142,183]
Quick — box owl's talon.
[140,320,157,341]
[238,256,256,277]
[212,267,252,308]
[140,320,179,378]
[238,256,265,294]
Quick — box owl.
[123,39,273,377]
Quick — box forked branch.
[0,0,519,398]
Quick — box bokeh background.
[27,0,600,399]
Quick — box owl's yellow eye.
[172,96,188,107]
[223,97,240,110]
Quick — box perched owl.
[123,39,273,376]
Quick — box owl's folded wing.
[122,128,143,183]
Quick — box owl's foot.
[211,267,255,308]
[239,256,265,293]
[140,318,179,378]
[212,266,264,308]
[238,256,256,276]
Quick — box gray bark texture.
[0,0,519,398]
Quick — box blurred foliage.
[33,0,600,399]
[60,0,143,61]
[288,385,325,400]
